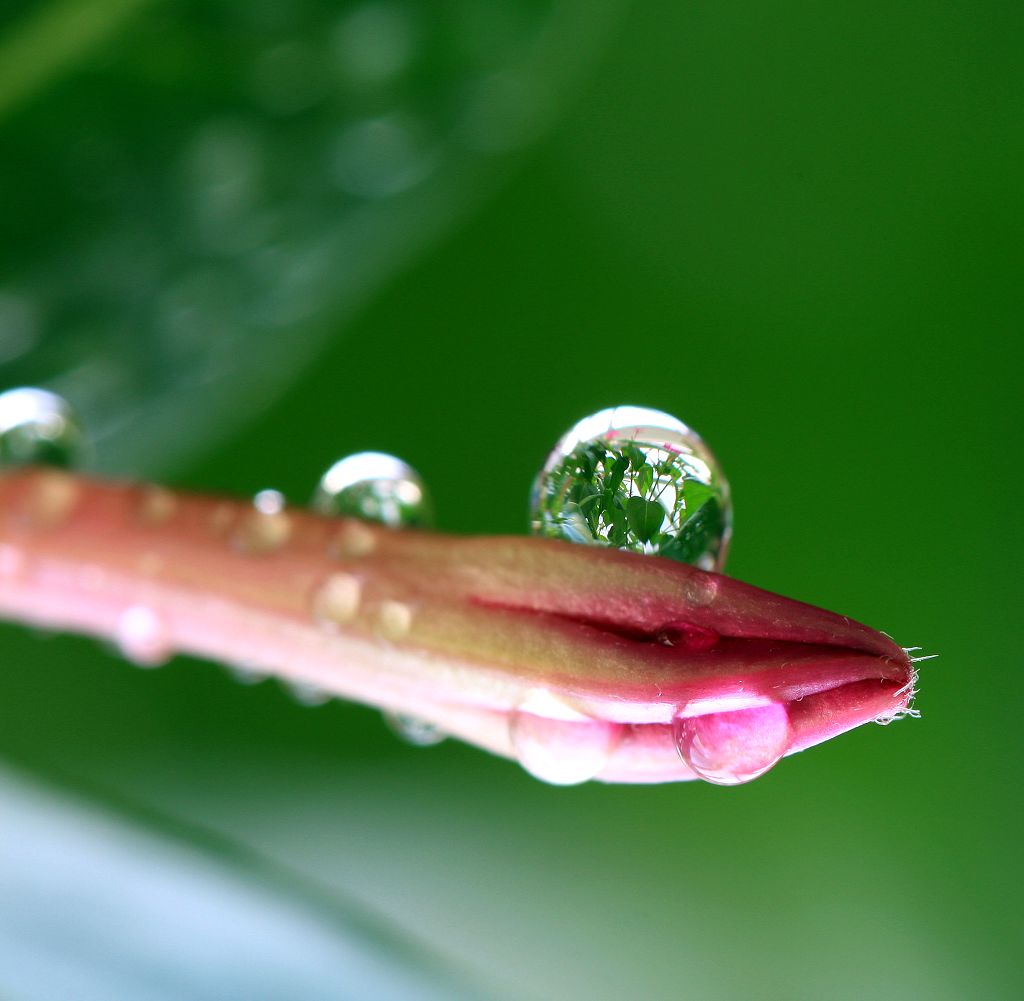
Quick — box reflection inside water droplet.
[530,405,731,571]
[313,451,431,528]
[0,387,83,469]
[510,691,622,785]
[384,711,446,747]
[672,703,792,786]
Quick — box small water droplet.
[0,387,83,469]
[286,680,332,706]
[530,405,732,571]
[25,469,80,529]
[684,573,720,607]
[672,703,792,786]
[384,711,446,746]
[313,451,431,528]
[231,492,292,554]
[509,690,622,785]
[138,486,177,526]
[228,661,267,685]
[208,503,235,536]
[328,521,377,558]
[375,600,413,640]
[116,605,173,667]
[253,488,286,515]
[657,621,719,652]
[311,572,362,627]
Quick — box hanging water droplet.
[0,387,84,469]
[509,690,623,786]
[530,405,732,571]
[228,661,267,685]
[286,680,332,706]
[115,605,173,668]
[672,703,792,786]
[312,451,431,528]
[384,711,446,747]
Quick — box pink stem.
[0,469,917,785]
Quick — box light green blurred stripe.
[0,0,155,121]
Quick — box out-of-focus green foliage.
[1,2,1021,1000]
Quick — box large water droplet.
[312,451,431,528]
[672,703,792,786]
[509,691,622,786]
[384,711,446,747]
[0,387,84,469]
[530,405,731,571]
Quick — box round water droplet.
[672,703,792,786]
[286,680,332,706]
[231,491,292,554]
[384,711,446,747]
[0,387,84,469]
[311,572,362,628]
[116,605,173,667]
[228,662,267,685]
[530,405,731,571]
[509,692,623,786]
[313,451,431,528]
[374,599,413,641]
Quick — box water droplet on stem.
[672,703,792,785]
[531,405,731,571]
[510,691,622,785]
[0,387,83,469]
[385,712,446,746]
[313,451,431,528]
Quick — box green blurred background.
[1,1,1021,999]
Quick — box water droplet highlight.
[530,405,732,571]
[116,605,172,667]
[672,703,792,786]
[0,387,83,469]
[313,451,431,528]
[384,711,446,747]
[510,691,622,785]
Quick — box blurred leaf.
[0,763,492,1001]
[0,0,620,475]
